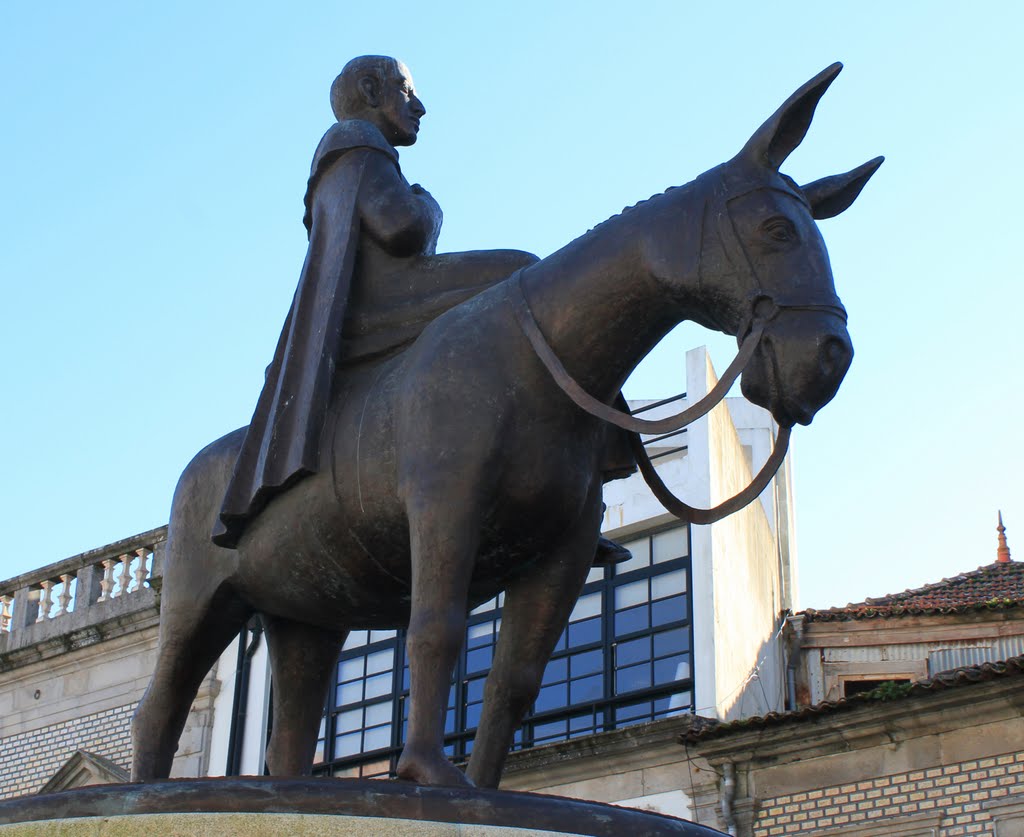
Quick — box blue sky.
[1,2,1021,609]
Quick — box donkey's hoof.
[397,748,475,788]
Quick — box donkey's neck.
[519,189,707,401]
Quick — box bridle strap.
[630,424,792,525]
[510,272,763,435]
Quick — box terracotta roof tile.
[682,654,1024,743]
[801,560,1024,622]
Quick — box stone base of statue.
[0,777,724,836]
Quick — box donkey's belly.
[229,460,409,629]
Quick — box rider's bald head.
[330,56,403,121]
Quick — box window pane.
[570,593,601,622]
[363,725,391,752]
[535,683,568,713]
[570,710,603,732]
[615,636,649,667]
[615,700,652,723]
[364,701,391,727]
[339,658,363,683]
[365,672,393,699]
[543,657,568,684]
[614,579,648,611]
[652,595,686,627]
[616,662,652,694]
[466,645,492,674]
[653,627,688,658]
[570,649,603,677]
[337,681,363,706]
[369,629,396,642]
[652,528,687,562]
[466,677,486,703]
[334,732,362,759]
[614,538,651,575]
[654,654,690,684]
[467,622,493,647]
[343,631,368,650]
[586,566,605,584]
[655,692,692,717]
[570,674,603,704]
[337,708,363,733]
[465,702,482,728]
[470,597,497,615]
[568,617,601,647]
[651,570,686,601]
[533,719,568,742]
[615,605,649,637]
[366,649,394,675]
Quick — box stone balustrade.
[0,527,167,669]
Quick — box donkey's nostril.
[820,336,852,379]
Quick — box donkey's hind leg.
[262,616,347,776]
[131,562,249,780]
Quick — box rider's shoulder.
[313,119,399,169]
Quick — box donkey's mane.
[584,180,697,237]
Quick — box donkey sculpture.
[132,63,880,788]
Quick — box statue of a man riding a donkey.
[131,57,881,789]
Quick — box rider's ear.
[802,157,884,220]
[358,76,381,108]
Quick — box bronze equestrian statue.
[131,58,881,789]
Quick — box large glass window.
[311,525,692,778]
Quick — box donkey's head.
[689,63,881,428]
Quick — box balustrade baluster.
[36,580,55,622]
[98,559,117,602]
[117,554,132,597]
[133,548,150,593]
[1,594,12,631]
[56,573,74,616]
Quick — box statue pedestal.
[0,777,724,836]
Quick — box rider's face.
[375,64,425,147]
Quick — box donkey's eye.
[763,218,796,242]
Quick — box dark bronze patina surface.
[130,56,880,792]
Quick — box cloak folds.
[213,120,399,549]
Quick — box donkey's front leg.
[466,492,601,788]
[396,493,478,787]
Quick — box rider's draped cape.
[212,120,399,549]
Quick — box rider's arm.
[356,150,442,257]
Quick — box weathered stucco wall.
[0,531,222,798]
[699,350,786,722]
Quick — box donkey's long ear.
[802,157,884,219]
[741,63,843,170]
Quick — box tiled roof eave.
[681,655,1024,745]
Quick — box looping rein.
[509,270,831,525]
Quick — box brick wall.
[0,703,134,799]
[754,751,1024,835]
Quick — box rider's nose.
[819,335,853,381]
[411,95,426,117]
